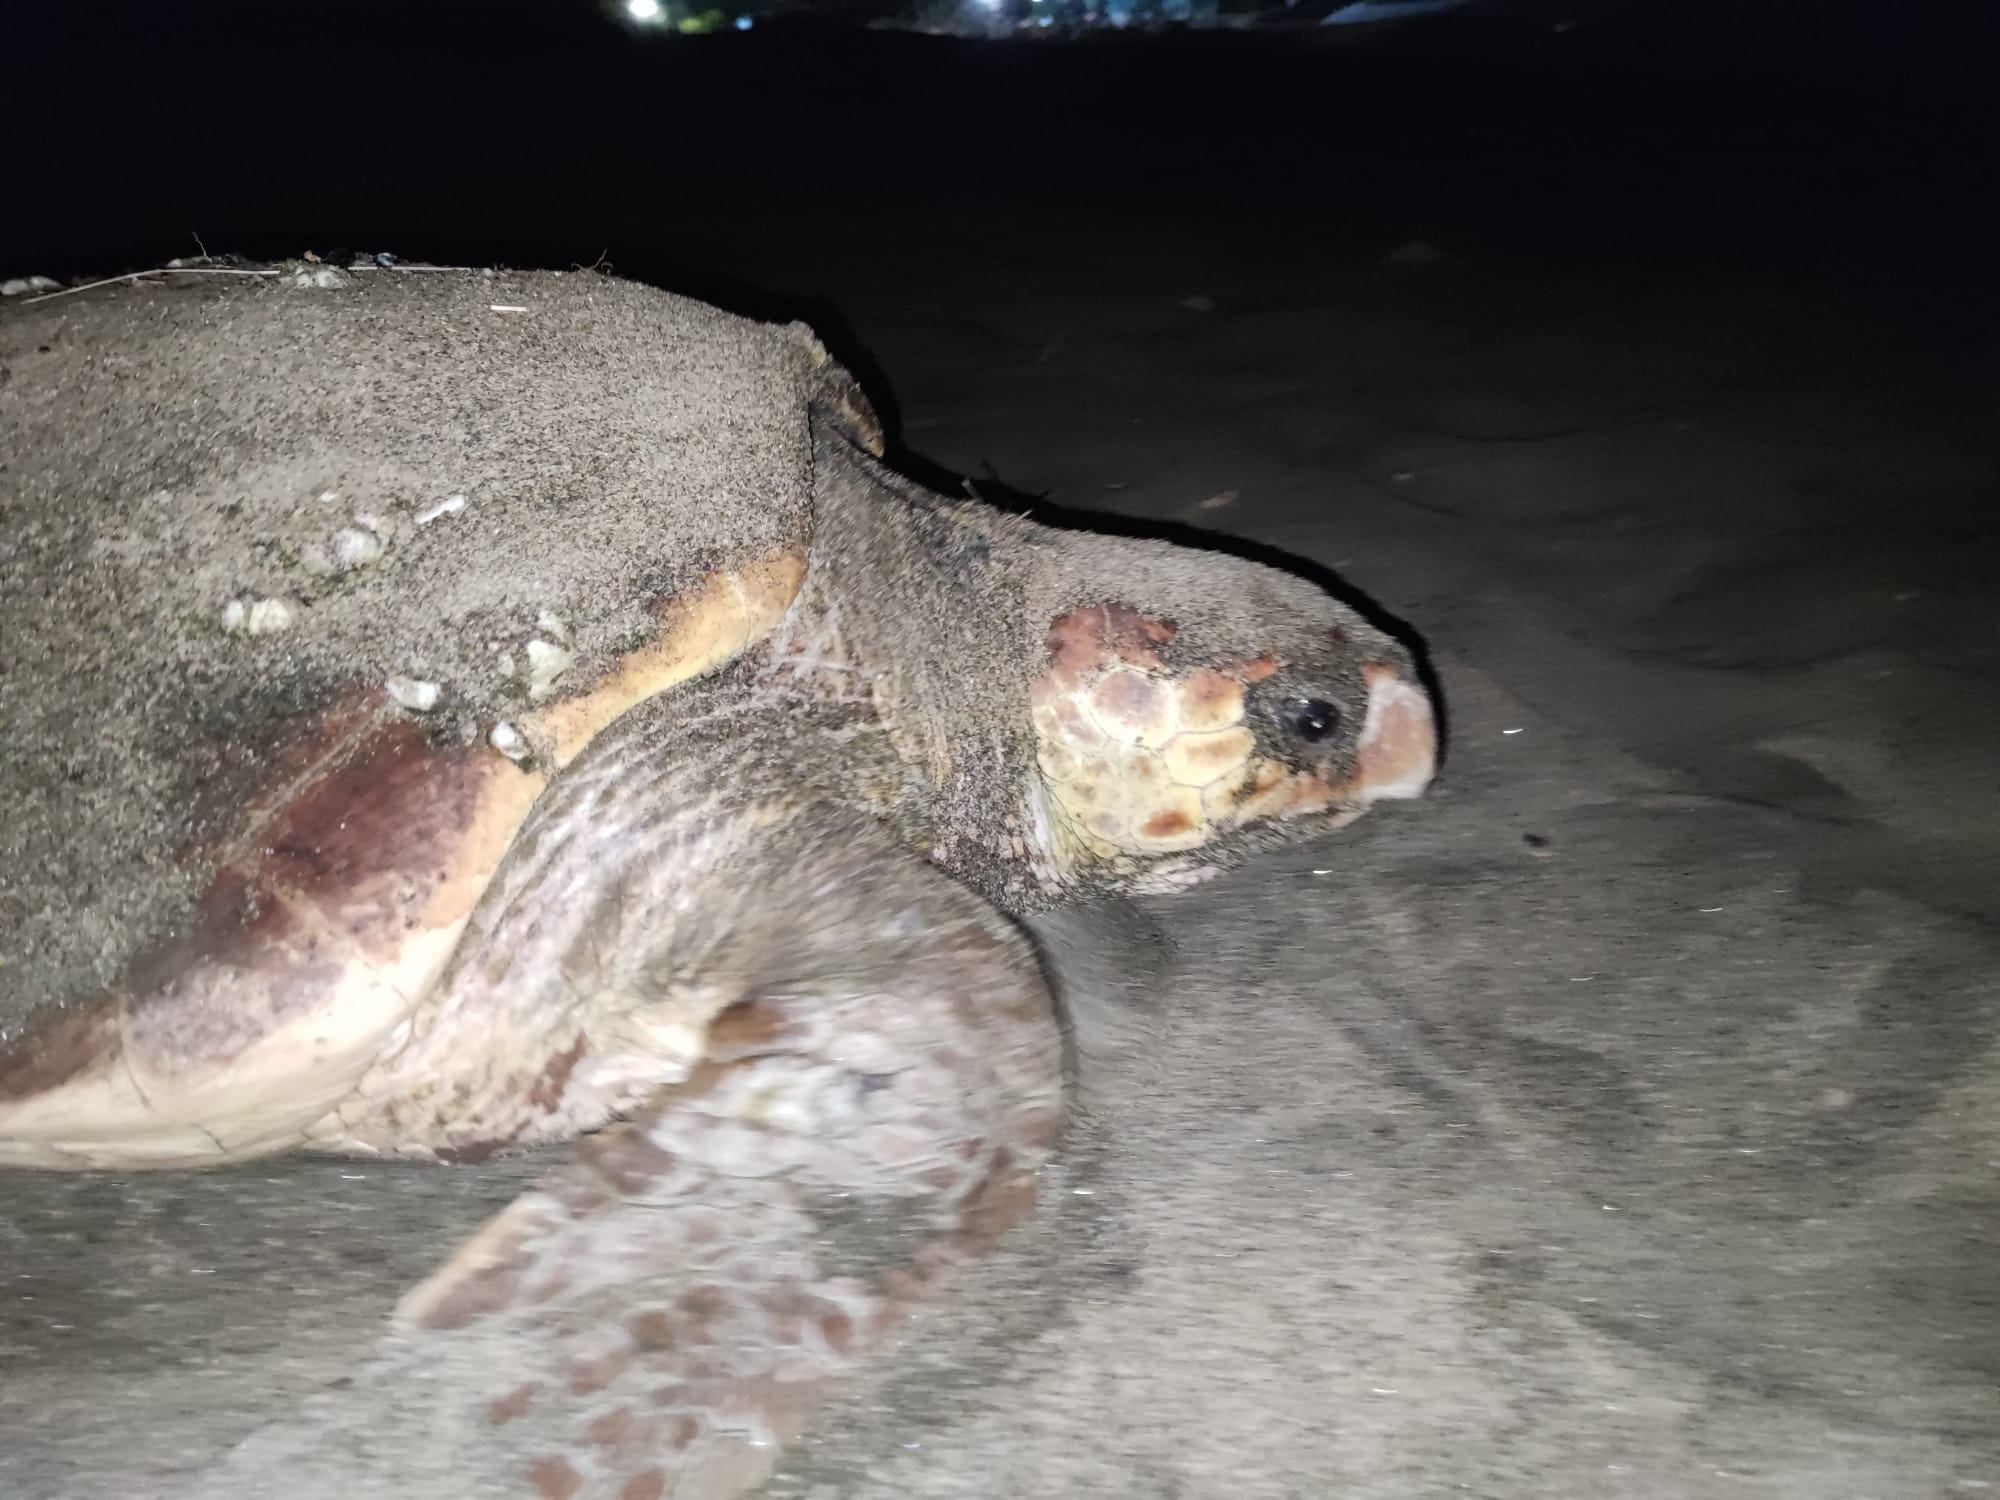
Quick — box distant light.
[974,0,1002,9]
[1321,0,1469,25]
[625,0,665,21]
[734,12,753,27]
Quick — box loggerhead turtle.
[0,265,1436,1497]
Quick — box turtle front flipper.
[186,795,1061,1500]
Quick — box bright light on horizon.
[625,0,665,22]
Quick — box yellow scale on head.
[1029,604,1304,860]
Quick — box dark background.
[5,1,1989,364]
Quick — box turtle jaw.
[1248,662,1439,833]
[1350,663,1437,805]
[1215,664,1438,837]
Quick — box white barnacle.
[222,596,297,636]
[524,638,574,702]
[386,676,441,713]
[250,597,297,634]
[415,494,466,525]
[329,525,384,571]
[488,722,529,761]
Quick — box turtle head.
[1025,550,1436,892]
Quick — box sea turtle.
[0,264,1437,1498]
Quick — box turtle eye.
[1281,697,1342,744]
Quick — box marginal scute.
[120,869,350,1077]
[0,1005,120,1105]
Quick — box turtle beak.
[1352,663,1437,803]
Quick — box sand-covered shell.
[0,267,878,1165]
